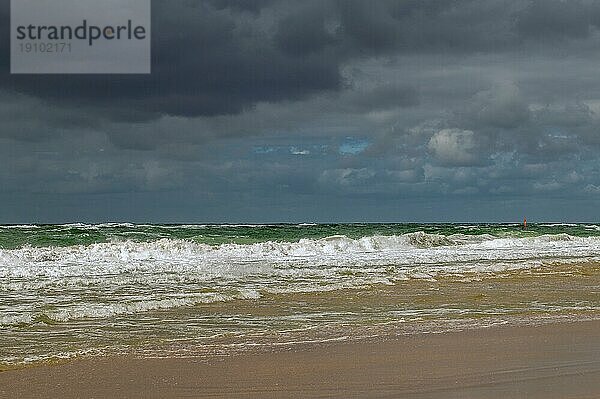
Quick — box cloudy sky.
[2,0,600,223]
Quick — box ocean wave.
[539,223,579,227]
[46,294,229,322]
[0,290,262,327]
[0,232,469,278]
[0,224,40,229]
[1,232,599,279]
[2,232,599,339]
[0,314,33,327]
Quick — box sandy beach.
[2,320,599,399]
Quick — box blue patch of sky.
[251,137,369,157]
[339,138,370,155]
[252,146,276,154]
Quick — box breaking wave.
[0,290,262,327]
[2,232,600,327]
[1,232,599,279]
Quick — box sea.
[1,223,600,368]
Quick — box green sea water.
[2,222,599,249]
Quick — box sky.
[1,0,600,223]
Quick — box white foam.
[47,294,230,322]
[0,290,264,326]
[0,314,33,327]
[539,223,579,227]
[2,232,600,324]
[1,233,599,279]
[0,224,40,229]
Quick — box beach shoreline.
[2,319,600,399]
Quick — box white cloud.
[565,171,582,184]
[290,147,310,155]
[584,184,600,194]
[428,128,478,166]
[319,168,375,186]
[533,181,562,192]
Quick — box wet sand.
[1,320,600,398]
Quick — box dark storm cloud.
[1,0,598,128]
[333,0,520,53]
[345,85,419,111]
[516,0,592,40]
[206,0,276,14]
[1,1,344,123]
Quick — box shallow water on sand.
[1,223,600,367]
